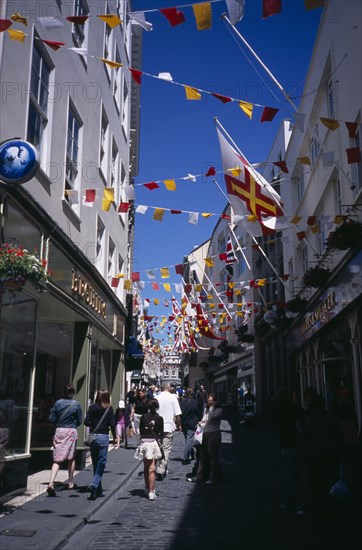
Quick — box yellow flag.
[207,294,213,300]
[228,166,242,177]
[153,208,165,221]
[290,216,302,224]
[257,279,267,287]
[297,156,311,165]
[116,273,125,278]
[238,101,253,119]
[123,279,132,290]
[236,311,243,317]
[310,225,320,234]
[247,214,257,222]
[163,283,171,292]
[209,303,215,308]
[204,257,214,267]
[192,2,212,30]
[228,282,235,289]
[234,289,241,295]
[98,14,122,28]
[104,188,115,201]
[160,267,170,279]
[334,215,344,225]
[163,179,176,191]
[99,58,123,69]
[195,284,202,292]
[320,117,340,131]
[160,316,167,327]
[202,212,212,218]
[10,12,28,26]
[7,29,26,42]
[185,85,201,100]
[102,199,112,211]
[153,298,160,305]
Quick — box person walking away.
[131,388,149,439]
[156,382,182,479]
[84,389,116,501]
[188,394,223,485]
[114,400,129,449]
[196,384,208,417]
[47,384,82,496]
[273,388,304,517]
[146,385,155,400]
[134,398,164,500]
[180,388,200,464]
[302,394,344,518]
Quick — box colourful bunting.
[7,29,26,42]
[263,0,282,18]
[160,267,170,279]
[102,188,114,211]
[163,179,177,191]
[10,12,28,26]
[205,257,214,267]
[118,202,129,213]
[41,39,65,51]
[129,68,142,84]
[212,93,232,104]
[99,57,123,69]
[202,213,212,218]
[131,272,140,282]
[307,216,317,225]
[226,0,245,25]
[160,7,186,27]
[345,121,358,138]
[66,15,89,25]
[205,166,216,177]
[238,101,253,118]
[85,189,96,204]
[297,231,306,241]
[152,282,160,291]
[304,0,324,10]
[111,277,120,288]
[310,225,320,234]
[193,2,212,30]
[184,85,202,100]
[163,283,171,292]
[153,208,165,221]
[171,210,182,214]
[175,264,184,275]
[98,14,122,28]
[290,216,302,224]
[273,160,289,173]
[260,106,279,122]
[346,147,361,164]
[124,279,132,290]
[297,156,311,165]
[144,181,160,190]
[320,117,340,131]
[0,19,13,32]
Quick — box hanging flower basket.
[0,243,48,292]
[303,266,330,288]
[326,220,362,250]
[286,296,308,313]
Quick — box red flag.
[216,121,285,237]
[118,202,129,213]
[66,15,89,24]
[196,303,225,340]
[171,210,182,214]
[131,272,140,282]
[85,189,96,203]
[345,121,358,138]
[129,68,142,84]
[260,106,279,122]
[307,216,317,226]
[297,231,306,241]
[152,282,160,290]
[205,166,216,177]
[111,277,120,287]
[263,0,282,18]
[175,264,183,274]
[0,19,12,32]
[273,160,289,173]
[160,7,185,26]
[212,93,232,104]
[220,213,232,220]
[346,147,361,164]
[41,39,65,51]
[144,181,159,190]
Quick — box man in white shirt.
[156,382,182,479]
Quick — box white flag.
[130,12,153,31]
[225,0,245,25]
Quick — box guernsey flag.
[215,120,285,236]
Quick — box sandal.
[47,485,56,497]
[68,482,76,490]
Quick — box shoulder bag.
[84,407,109,447]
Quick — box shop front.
[0,197,126,502]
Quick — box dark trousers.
[197,431,221,483]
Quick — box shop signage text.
[301,291,335,334]
[71,270,106,318]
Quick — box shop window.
[0,293,37,457]
[3,201,42,254]
[27,40,52,163]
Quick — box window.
[27,41,51,156]
[317,211,326,256]
[333,175,342,214]
[327,78,335,118]
[96,217,105,270]
[100,108,109,179]
[72,0,89,47]
[118,254,124,275]
[309,124,320,165]
[351,123,362,193]
[218,235,226,254]
[302,244,309,273]
[108,237,115,277]
[65,103,82,202]
[113,47,122,113]
[122,77,129,133]
[103,5,112,80]
[296,167,305,203]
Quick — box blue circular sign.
[0,139,40,184]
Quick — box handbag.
[84,407,109,447]
[193,424,204,446]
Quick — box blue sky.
[131,0,322,342]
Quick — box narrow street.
[59,412,360,550]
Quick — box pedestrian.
[84,389,116,501]
[156,382,182,480]
[47,384,82,496]
[302,394,344,516]
[114,400,129,449]
[196,384,208,417]
[188,393,223,485]
[273,388,304,517]
[180,388,200,464]
[146,384,155,400]
[134,398,164,500]
[131,388,149,439]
